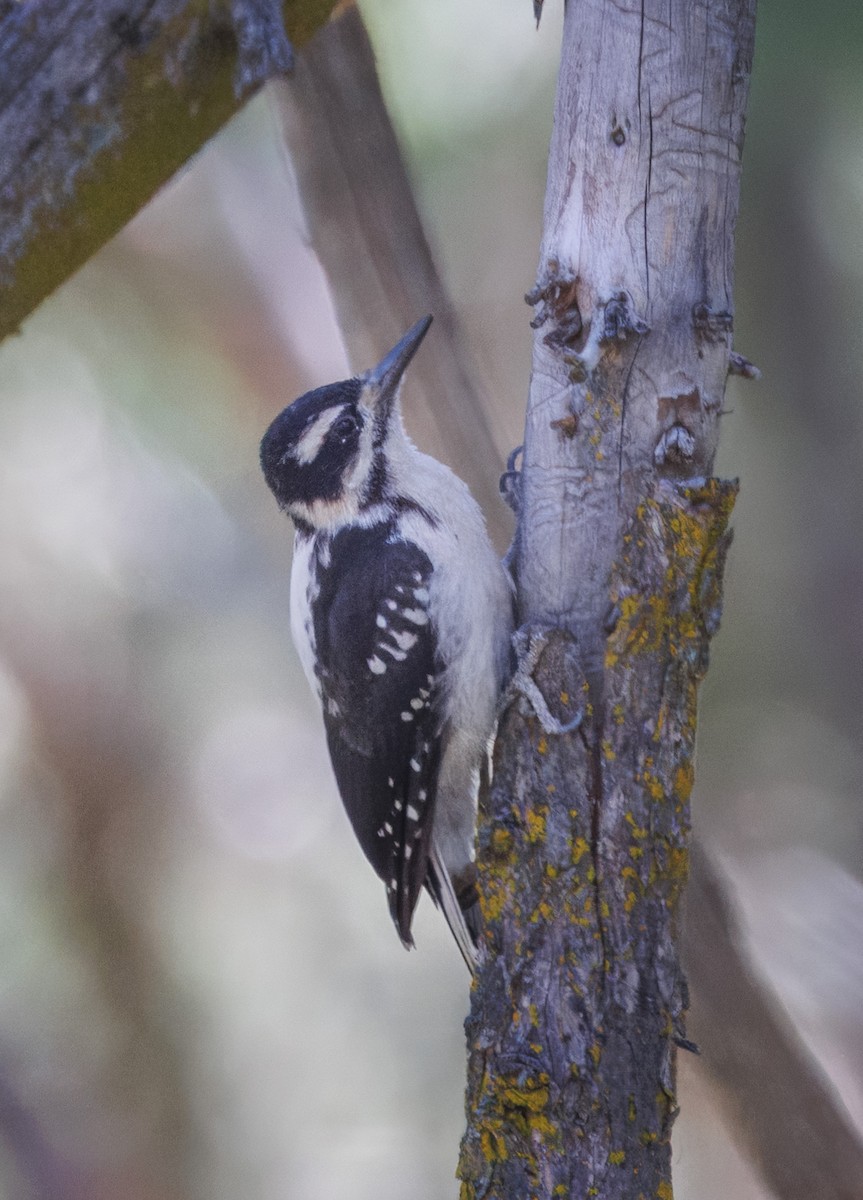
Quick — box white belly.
[290,533,321,699]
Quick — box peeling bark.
[461,3,756,1197]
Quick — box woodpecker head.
[260,316,431,529]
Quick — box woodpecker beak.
[365,315,432,403]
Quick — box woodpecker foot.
[499,444,523,516]
[501,624,585,735]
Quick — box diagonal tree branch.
[0,0,335,343]
[685,841,863,1200]
[269,2,509,543]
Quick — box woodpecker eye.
[332,412,359,441]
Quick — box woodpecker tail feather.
[426,845,478,976]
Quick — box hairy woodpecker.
[260,316,512,970]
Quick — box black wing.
[311,523,442,944]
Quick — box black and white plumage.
[260,316,513,970]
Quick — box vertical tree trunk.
[460,3,756,1198]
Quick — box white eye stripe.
[292,407,347,464]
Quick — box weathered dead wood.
[460,3,757,1197]
[269,2,509,543]
[0,0,335,342]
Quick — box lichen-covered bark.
[0,0,335,341]
[461,481,736,1199]
[461,1,756,1197]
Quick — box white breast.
[290,533,321,699]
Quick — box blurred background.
[0,0,861,1197]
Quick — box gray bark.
[460,3,756,1197]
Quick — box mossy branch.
[0,0,336,342]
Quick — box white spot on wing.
[390,629,418,651]
[406,805,420,820]
[402,608,429,625]
[368,656,386,674]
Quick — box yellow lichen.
[525,806,547,842]
[490,827,513,856]
[572,836,590,864]
[674,761,694,802]
[480,1126,508,1163]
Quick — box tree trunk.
[460,3,757,1198]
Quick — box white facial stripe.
[344,407,376,494]
[292,407,344,465]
